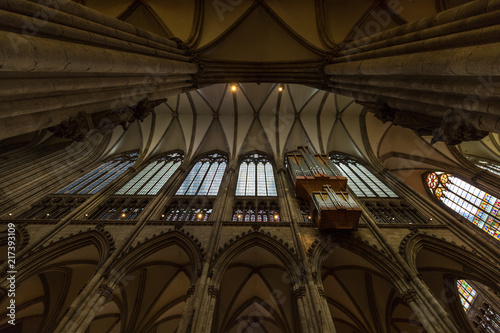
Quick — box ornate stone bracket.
[49,98,167,141]
[356,100,488,145]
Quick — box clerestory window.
[116,153,183,195]
[57,152,138,195]
[176,153,227,196]
[235,153,277,196]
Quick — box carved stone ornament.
[49,98,167,141]
[48,112,93,141]
[356,100,488,145]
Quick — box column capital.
[208,286,219,298]
[317,287,327,300]
[293,286,306,299]
[97,284,114,300]
[186,285,196,298]
[401,289,418,304]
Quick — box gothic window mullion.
[349,164,379,197]
[87,161,132,194]
[199,162,220,196]
[138,161,171,195]
[125,161,162,195]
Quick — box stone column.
[0,0,199,140]
[202,286,220,333]
[324,0,500,143]
[293,285,311,333]
[51,159,190,332]
[275,167,336,332]
[184,162,237,333]
[358,202,461,332]
[0,131,108,217]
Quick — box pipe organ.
[287,147,361,230]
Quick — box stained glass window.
[116,153,183,195]
[57,152,138,195]
[329,154,398,198]
[426,172,500,241]
[236,154,277,196]
[456,280,500,332]
[457,280,477,311]
[176,153,227,196]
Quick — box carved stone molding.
[401,289,418,304]
[187,285,196,297]
[293,287,306,299]
[97,284,114,300]
[208,286,219,298]
[317,287,327,299]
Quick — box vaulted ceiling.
[2,0,490,198]
[79,0,470,63]
[99,82,498,198]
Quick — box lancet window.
[426,172,500,241]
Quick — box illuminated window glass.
[57,152,138,195]
[176,153,227,196]
[329,154,398,198]
[457,280,500,332]
[457,280,477,311]
[115,153,183,195]
[236,154,277,196]
[476,160,500,176]
[426,172,500,241]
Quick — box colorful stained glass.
[457,280,476,311]
[236,154,277,197]
[426,172,500,241]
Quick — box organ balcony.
[310,186,361,231]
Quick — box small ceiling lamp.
[278,85,284,92]
[231,84,237,92]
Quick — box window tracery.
[466,156,500,177]
[426,172,500,241]
[176,153,227,196]
[232,200,280,222]
[457,280,500,332]
[328,153,430,225]
[89,198,150,220]
[58,152,138,195]
[116,153,183,195]
[329,154,398,198]
[235,153,277,197]
[161,199,213,222]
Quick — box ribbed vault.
[321,247,423,333]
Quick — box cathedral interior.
[1,0,500,332]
